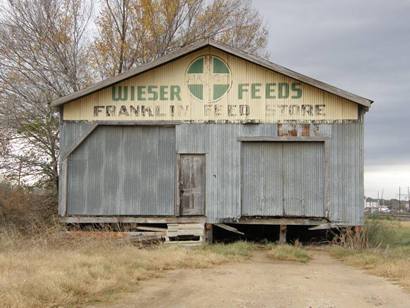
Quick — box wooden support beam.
[61,216,206,224]
[135,226,167,232]
[205,224,213,243]
[279,225,287,244]
[230,217,328,226]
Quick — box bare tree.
[0,0,93,193]
[0,0,268,199]
[91,0,268,78]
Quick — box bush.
[366,219,410,247]
[0,181,57,234]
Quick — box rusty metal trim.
[226,217,329,225]
[93,121,179,126]
[237,136,329,142]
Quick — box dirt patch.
[90,250,410,308]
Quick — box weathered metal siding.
[60,121,364,225]
[62,46,359,122]
[176,124,277,221]
[282,142,325,216]
[58,121,95,214]
[59,121,95,158]
[329,123,364,225]
[242,143,283,216]
[230,141,325,218]
[176,122,363,224]
[66,126,175,215]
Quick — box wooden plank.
[60,159,68,216]
[214,224,244,235]
[308,223,354,230]
[61,216,206,224]
[230,217,328,225]
[165,240,203,246]
[165,223,205,244]
[168,223,204,229]
[279,225,287,244]
[135,226,167,232]
[205,224,213,243]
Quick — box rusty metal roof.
[51,39,373,108]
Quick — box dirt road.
[92,251,410,308]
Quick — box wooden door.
[178,155,206,216]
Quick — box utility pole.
[408,187,410,211]
[377,191,380,206]
[399,187,401,212]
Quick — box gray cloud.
[253,0,410,168]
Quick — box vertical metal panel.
[176,123,277,222]
[59,122,96,215]
[241,143,283,216]
[329,122,364,225]
[67,126,175,215]
[241,142,325,217]
[207,125,240,221]
[282,143,325,217]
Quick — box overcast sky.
[253,0,410,199]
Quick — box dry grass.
[0,232,254,308]
[266,244,311,263]
[329,246,410,290]
[329,218,410,290]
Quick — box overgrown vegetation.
[0,232,255,308]
[331,219,410,249]
[0,182,56,234]
[329,219,410,290]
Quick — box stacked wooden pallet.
[165,223,205,245]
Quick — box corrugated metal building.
[53,40,372,242]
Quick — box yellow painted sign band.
[63,47,358,122]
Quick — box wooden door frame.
[175,153,207,216]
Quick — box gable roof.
[51,39,373,108]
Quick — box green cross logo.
[186,55,232,102]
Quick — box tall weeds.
[332,219,410,249]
